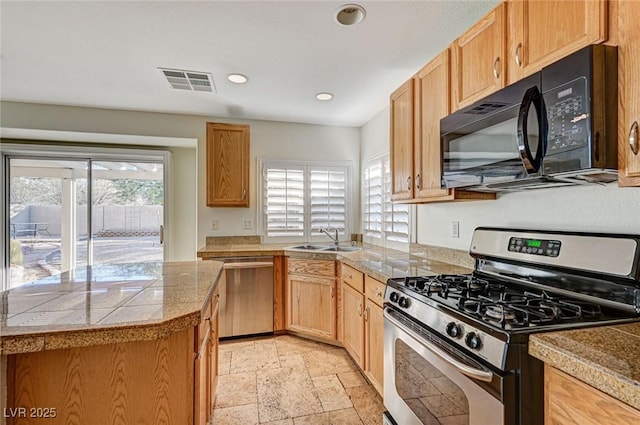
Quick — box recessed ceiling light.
[335,4,366,26]
[316,92,334,101]
[227,73,248,84]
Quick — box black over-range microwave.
[440,44,618,192]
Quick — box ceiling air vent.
[158,68,216,92]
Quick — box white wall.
[360,107,389,162]
[1,101,360,254]
[360,106,640,251]
[417,184,640,250]
[198,120,360,243]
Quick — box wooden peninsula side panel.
[6,327,195,425]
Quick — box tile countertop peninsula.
[529,323,640,411]
[0,260,223,355]
[197,236,473,282]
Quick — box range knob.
[465,332,482,350]
[446,322,461,338]
[398,296,410,308]
[389,292,400,303]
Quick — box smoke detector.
[158,68,216,92]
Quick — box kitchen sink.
[320,246,362,252]
[288,244,331,250]
[287,244,363,252]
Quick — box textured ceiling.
[0,1,499,127]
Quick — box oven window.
[395,339,469,424]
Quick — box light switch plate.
[211,219,219,231]
[242,218,253,229]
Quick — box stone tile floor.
[211,334,385,424]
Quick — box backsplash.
[205,235,263,245]
[410,243,474,269]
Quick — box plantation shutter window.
[363,161,383,240]
[262,161,350,243]
[310,169,347,237]
[264,167,305,238]
[383,158,409,243]
[363,156,409,246]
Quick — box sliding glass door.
[4,153,165,290]
[91,161,164,265]
[8,158,88,287]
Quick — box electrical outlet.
[242,218,253,229]
[451,221,460,238]
[210,219,219,231]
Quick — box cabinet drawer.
[365,276,386,307]
[288,259,336,277]
[341,263,364,293]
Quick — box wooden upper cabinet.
[389,50,495,204]
[451,3,506,111]
[206,122,250,207]
[617,0,640,186]
[414,50,452,199]
[507,0,608,84]
[390,79,415,201]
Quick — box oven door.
[384,307,515,425]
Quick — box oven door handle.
[385,309,494,383]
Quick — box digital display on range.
[508,237,561,257]
[526,239,542,248]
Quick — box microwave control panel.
[545,77,588,154]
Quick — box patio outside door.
[6,157,164,290]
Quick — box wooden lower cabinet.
[6,293,220,425]
[287,259,337,340]
[363,276,385,396]
[545,365,640,425]
[341,266,365,368]
[338,266,385,397]
[195,290,220,425]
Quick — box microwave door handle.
[517,86,545,173]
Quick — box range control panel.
[508,237,561,257]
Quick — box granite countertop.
[197,239,472,282]
[529,323,640,411]
[0,261,223,355]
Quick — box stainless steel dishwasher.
[219,257,274,338]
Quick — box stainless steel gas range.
[383,227,640,425]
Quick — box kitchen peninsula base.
[5,327,195,425]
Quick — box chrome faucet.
[320,227,339,247]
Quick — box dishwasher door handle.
[223,262,273,269]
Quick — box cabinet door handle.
[493,57,500,80]
[407,176,412,191]
[415,174,421,190]
[331,287,335,298]
[357,304,362,317]
[515,43,522,67]
[375,290,382,298]
[630,121,639,155]
[242,189,246,199]
[364,307,369,322]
